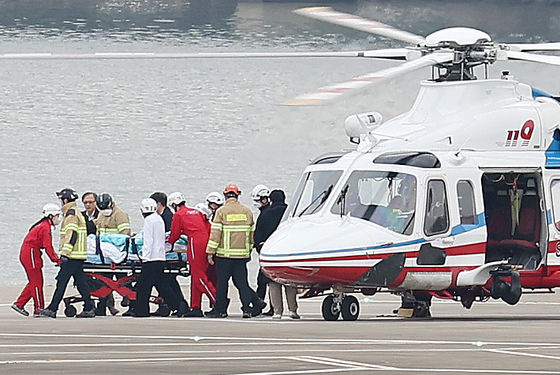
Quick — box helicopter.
[259,7,560,320]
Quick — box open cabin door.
[482,171,546,270]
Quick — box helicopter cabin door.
[482,172,546,270]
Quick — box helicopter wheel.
[341,295,360,321]
[321,295,341,321]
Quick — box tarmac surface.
[1,284,560,374]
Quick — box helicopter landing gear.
[394,290,432,318]
[321,292,360,321]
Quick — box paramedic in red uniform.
[12,204,62,317]
[168,191,216,317]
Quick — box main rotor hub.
[425,27,492,48]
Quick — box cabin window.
[457,180,477,225]
[551,179,560,231]
[290,170,343,217]
[331,171,416,235]
[424,179,450,236]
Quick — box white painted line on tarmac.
[1,333,560,348]
[296,356,395,370]
[487,349,560,361]
[0,355,288,365]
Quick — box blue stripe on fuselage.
[263,213,487,259]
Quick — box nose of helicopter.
[260,216,390,286]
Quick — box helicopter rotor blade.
[284,52,453,106]
[293,7,425,46]
[0,50,407,60]
[503,42,560,52]
[505,50,560,66]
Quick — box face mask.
[100,208,113,217]
[52,215,62,226]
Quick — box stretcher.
[62,234,190,317]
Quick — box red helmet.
[224,183,241,195]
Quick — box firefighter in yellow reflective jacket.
[95,192,130,316]
[96,193,131,235]
[38,188,95,318]
[205,184,266,318]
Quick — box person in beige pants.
[255,189,301,319]
[269,282,299,319]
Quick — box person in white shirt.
[134,198,185,317]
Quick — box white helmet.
[206,191,225,206]
[42,203,62,218]
[251,184,270,201]
[194,202,212,220]
[168,192,186,207]
[140,198,157,214]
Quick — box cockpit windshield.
[331,171,417,235]
[289,170,343,218]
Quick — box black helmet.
[56,188,79,202]
[96,193,113,210]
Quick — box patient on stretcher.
[86,233,187,264]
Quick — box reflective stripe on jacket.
[97,205,131,235]
[206,198,254,259]
[60,201,88,259]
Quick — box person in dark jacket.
[260,190,300,319]
[252,185,273,316]
[81,192,99,236]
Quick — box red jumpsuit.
[169,206,216,309]
[14,219,61,314]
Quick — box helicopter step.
[393,290,432,318]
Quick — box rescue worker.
[205,184,266,318]
[149,191,189,316]
[38,188,95,318]
[96,193,131,235]
[95,192,130,316]
[81,192,98,236]
[263,190,300,319]
[12,204,62,317]
[134,198,186,317]
[205,191,225,221]
[251,184,274,316]
[168,192,216,317]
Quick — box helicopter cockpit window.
[424,179,450,236]
[291,170,343,217]
[331,171,416,235]
[550,179,560,231]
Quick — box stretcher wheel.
[156,303,170,317]
[64,305,77,317]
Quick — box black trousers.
[215,257,255,314]
[135,261,180,317]
[47,258,93,312]
[256,268,271,300]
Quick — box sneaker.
[37,308,56,319]
[75,309,95,318]
[242,311,252,319]
[272,314,282,320]
[262,309,274,317]
[11,304,29,317]
[289,311,301,320]
[205,310,227,318]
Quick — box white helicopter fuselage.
[261,77,560,302]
